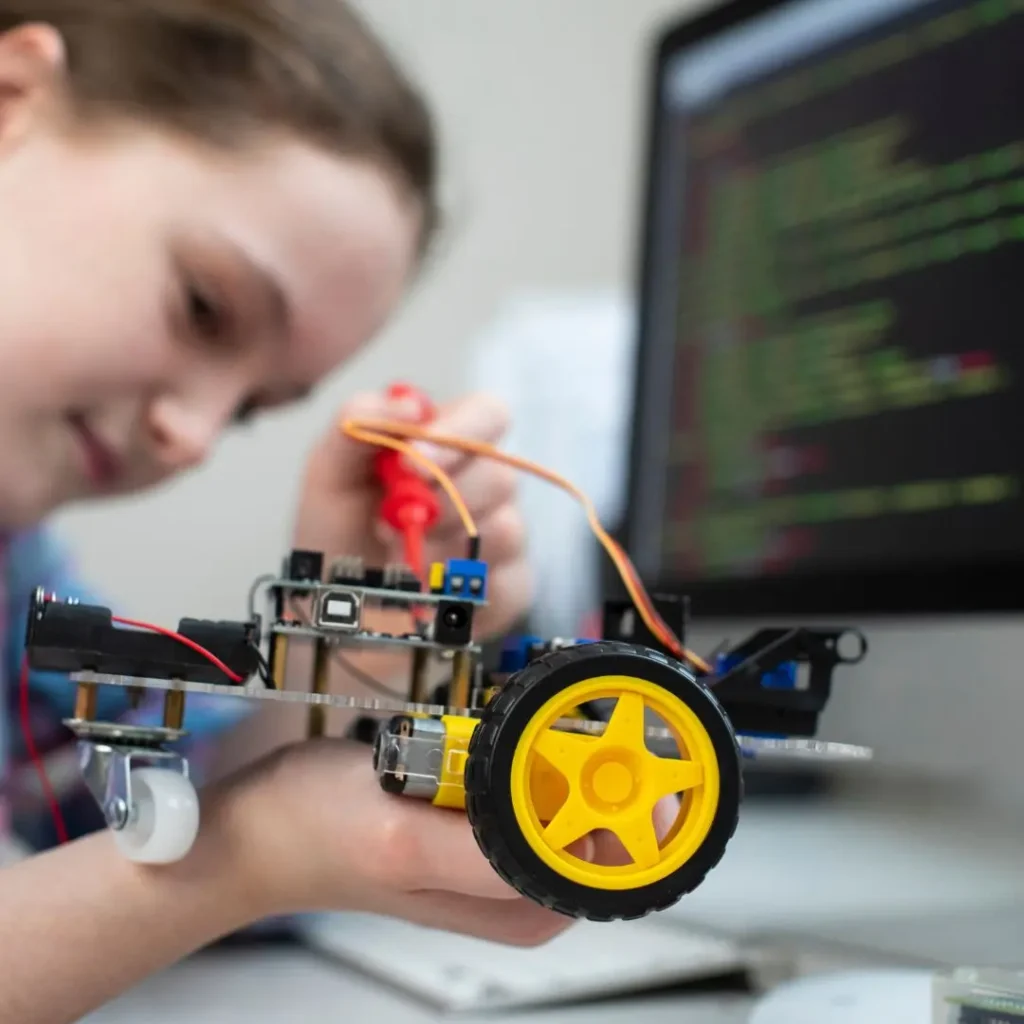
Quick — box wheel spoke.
[645,754,704,799]
[532,726,593,783]
[610,811,663,869]
[601,692,647,750]
[540,791,596,852]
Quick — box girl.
[0,3,566,1022]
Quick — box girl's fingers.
[390,889,571,947]
[428,502,526,570]
[407,392,511,477]
[432,457,518,534]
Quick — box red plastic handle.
[374,383,440,535]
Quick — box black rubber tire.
[464,641,742,921]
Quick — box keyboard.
[299,911,760,1012]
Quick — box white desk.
[661,791,1024,967]
[66,790,1024,1022]
[84,948,757,1024]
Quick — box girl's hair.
[0,0,438,248]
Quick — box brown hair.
[0,0,438,249]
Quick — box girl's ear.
[0,23,68,148]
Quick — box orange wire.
[340,416,712,675]
[343,421,478,540]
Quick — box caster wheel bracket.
[78,741,188,832]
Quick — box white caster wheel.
[112,767,200,864]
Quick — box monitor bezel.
[622,0,1024,618]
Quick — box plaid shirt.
[1,526,252,848]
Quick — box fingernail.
[387,396,423,420]
[407,441,454,473]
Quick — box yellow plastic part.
[429,562,446,592]
[432,714,479,809]
[509,675,720,891]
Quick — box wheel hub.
[585,755,636,808]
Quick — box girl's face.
[0,27,422,528]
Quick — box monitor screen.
[627,0,1024,615]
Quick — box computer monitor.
[624,0,1024,807]
[627,0,1023,617]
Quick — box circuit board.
[26,547,871,762]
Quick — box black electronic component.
[330,560,420,598]
[433,600,473,646]
[329,556,365,584]
[287,549,323,582]
[315,589,362,631]
[363,567,386,589]
[711,627,868,737]
[601,594,688,659]
[383,563,421,593]
[25,593,260,684]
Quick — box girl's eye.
[187,284,226,340]
[233,397,261,424]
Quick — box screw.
[105,798,129,830]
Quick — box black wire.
[330,649,398,698]
[248,642,271,685]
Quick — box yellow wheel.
[465,641,741,920]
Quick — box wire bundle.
[339,416,712,675]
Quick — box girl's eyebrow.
[227,241,292,341]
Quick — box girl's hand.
[293,389,531,640]
[219,739,681,943]
[223,739,571,945]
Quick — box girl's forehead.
[194,140,421,371]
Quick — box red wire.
[110,616,244,683]
[21,612,247,845]
[401,526,425,586]
[19,655,68,845]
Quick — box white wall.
[52,0,711,625]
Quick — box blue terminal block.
[499,635,542,674]
[429,558,488,601]
[714,653,798,690]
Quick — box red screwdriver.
[373,382,440,583]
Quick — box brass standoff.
[269,633,289,690]
[408,646,430,704]
[163,689,186,731]
[74,682,98,722]
[308,637,331,738]
[449,650,473,710]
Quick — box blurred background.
[54,0,1024,1019]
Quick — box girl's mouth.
[68,413,123,487]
